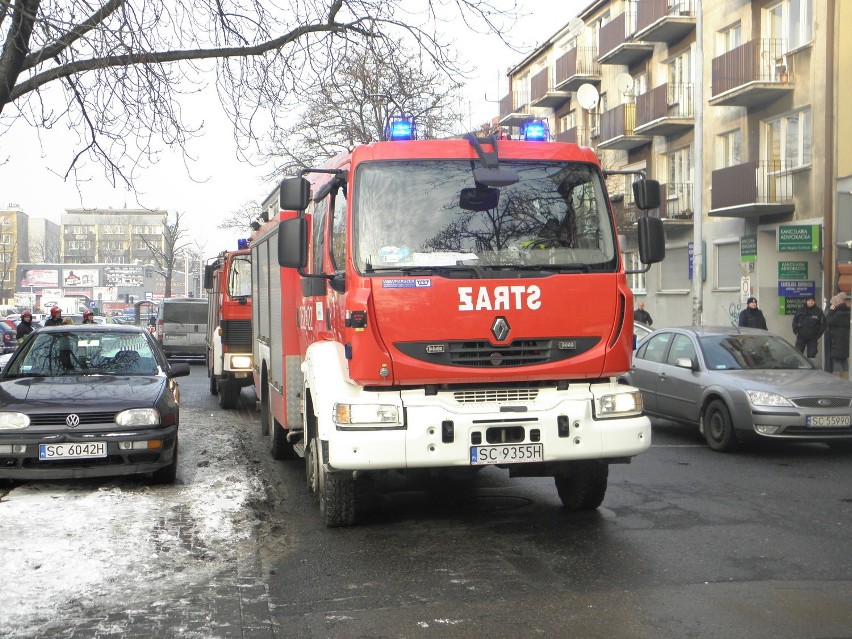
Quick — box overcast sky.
[0,1,583,260]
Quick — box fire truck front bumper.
[323,383,651,472]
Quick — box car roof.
[650,326,773,337]
[38,324,150,334]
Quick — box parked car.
[0,322,17,353]
[0,324,191,482]
[634,321,653,346]
[155,297,208,361]
[621,326,852,452]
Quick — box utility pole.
[692,0,704,326]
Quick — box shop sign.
[778,225,820,252]
[780,297,808,316]
[740,235,757,262]
[778,280,815,298]
[778,261,808,279]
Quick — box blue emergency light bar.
[237,238,249,249]
[522,119,549,142]
[385,116,416,141]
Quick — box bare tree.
[136,211,191,297]
[218,200,261,233]
[266,39,464,175]
[0,0,519,191]
[28,236,61,263]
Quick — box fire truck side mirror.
[632,178,661,211]
[278,218,308,268]
[637,216,665,265]
[279,177,311,211]
[203,265,215,291]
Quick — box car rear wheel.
[704,399,739,452]
[554,461,608,511]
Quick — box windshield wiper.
[365,265,484,278]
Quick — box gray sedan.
[621,326,852,452]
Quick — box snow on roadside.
[0,405,264,635]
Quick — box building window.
[719,22,742,54]
[765,109,812,169]
[0,234,10,245]
[765,0,812,52]
[626,252,646,293]
[660,245,690,292]
[715,241,742,290]
[717,130,741,169]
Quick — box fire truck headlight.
[229,355,253,370]
[334,403,400,425]
[595,391,643,419]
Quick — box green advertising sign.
[780,297,808,316]
[778,225,820,252]
[741,235,757,263]
[778,261,808,279]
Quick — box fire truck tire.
[269,396,297,461]
[319,458,355,527]
[554,461,608,511]
[306,438,319,497]
[208,370,218,396]
[260,381,270,436]
[218,380,240,409]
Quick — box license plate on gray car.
[806,415,851,427]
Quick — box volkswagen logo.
[491,316,510,342]
[66,414,81,428]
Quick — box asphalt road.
[5,365,852,638]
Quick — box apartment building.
[497,0,841,341]
[0,205,30,305]
[62,208,166,265]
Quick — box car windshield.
[699,334,813,370]
[228,255,252,298]
[353,159,618,274]
[4,331,159,377]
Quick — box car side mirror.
[675,357,698,371]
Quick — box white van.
[156,298,208,360]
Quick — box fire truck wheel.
[218,380,240,409]
[260,383,270,436]
[318,458,356,527]
[306,437,319,497]
[269,406,297,460]
[554,461,608,511]
[209,372,218,396]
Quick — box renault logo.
[491,316,510,342]
[66,414,81,428]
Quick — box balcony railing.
[635,0,696,43]
[598,103,652,150]
[710,160,795,217]
[710,39,794,107]
[554,47,601,92]
[635,82,694,136]
[598,2,655,65]
[660,183,694,219]
[555,126,591,147]
[530,67,570,108]
[498,90,532,126]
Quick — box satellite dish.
[576,83,600,111]
[567,17,585,36]
[616,73,635,95]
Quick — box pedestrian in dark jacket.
[16,310,35,344]
[791,295,825,358]
[738,297,767,330]
[633,302,652,326]
[826,293,851,379]
[44,306,63,326]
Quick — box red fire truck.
[251,120,664,526]
[204,243,254,409]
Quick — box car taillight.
[157,320,164,341]
[4,334,12,344]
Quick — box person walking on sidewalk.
[633,302,652,326]
[791,295,825,360]
[826,292,851,379]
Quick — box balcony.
[597,6,655,66]
[709,161,795,218]
[659,183,694,224]
[555,126,592,147]
[634,82,694,137]
[530,67,571,109]
[634,0,696,44]
[709,39,794,108]
[498,91,532,126]
[597,103,652,150]
[554,47,601,92]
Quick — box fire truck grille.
[221,319,252,347]
[453,389,539,403]
[394,337,599,368]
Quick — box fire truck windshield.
[228,254,252,298]
[353,160,619,275]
